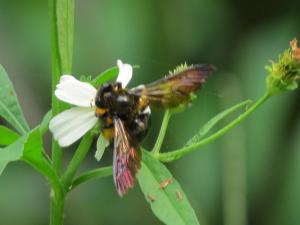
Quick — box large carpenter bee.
[49,61,214,196]
[94,64,214,196]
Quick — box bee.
[94,64,214,196]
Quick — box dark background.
[0,0,300,224]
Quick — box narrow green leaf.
[0,65,29,134]
[185,99,252,146]
[92,67,119,87]
[95,134,109,162]
[137,151,200,225]
[0,125,20,146]
[70,166,112,191]
[0,127,42,175]
[56,0,74,73]
[39,110,52,135]
[19,127,57,186]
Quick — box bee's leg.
[102,127,115,141]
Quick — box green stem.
[50,192,65,225]
[49,0,75,224]
[22,156,65,225]
[184,99,252,146]
[48,166,65,225]
[70,166,113,191]
[152,110,172,156]
[157,92,271,162]
[61,133,94,191]
[50,0,62,176]
[22,157,63,195]
[50,0,75,175]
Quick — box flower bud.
[266,38,300,95]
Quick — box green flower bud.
[266,38,300,95]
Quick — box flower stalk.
[61,132,94,192]
[156,92,271,162]
[152,110,172,156]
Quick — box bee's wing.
[131,64,214,108]
[113,117,141,196]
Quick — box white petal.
[116,60,133,88]
[49,107,98,147]
[143,106,151,115]
[55,75,97,107]
[60,75,77,82]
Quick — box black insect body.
[95,82,151,141]
[95,64,214,196]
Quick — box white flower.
[49,60,133,147]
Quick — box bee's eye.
[95,84,113,107]
[95,92,102,107]
[101,83,113,93]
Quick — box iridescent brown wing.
[113,117,141,196]
[131,64,214,108]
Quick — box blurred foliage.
[0,0,300,225]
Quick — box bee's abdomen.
[127,108,151,141]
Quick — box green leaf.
[137,151,200,225]
[22,128,44,162]
[39,110,52,135]
[0,65,29,135]
[185,99,252,146]
[95,134,109,162]
[56,0,74,73]
[91,65,140,87]
[0,125,20,146]
[0,127,42,175]
[71,166,112,191]
[0,135,26,174]
[92,66,119,87]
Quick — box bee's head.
[95,82,123,108]
[95,83,112,108]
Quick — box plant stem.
[49,0,63,175]
[184,99,252,146]
[50,0,75,175]
[50,192,65,225]
[61,133,94,191]
[157,92,271,162]
[49,0,75,224]
[152,110,172,156]
[35,171,65,225]
[22,156,65,225]
[70,166,113,191]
